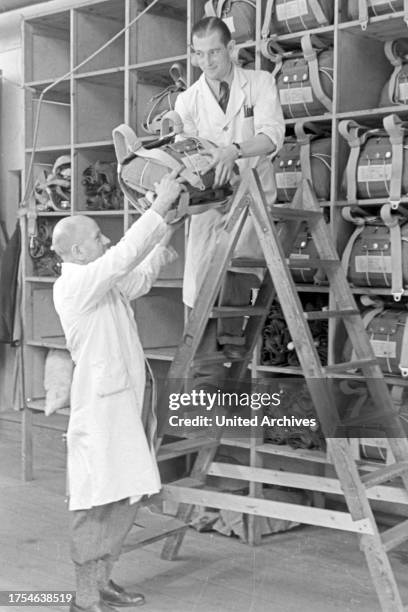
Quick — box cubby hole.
[128,64,187,136]
[337,31,393,112]
[25,82,70,150]
[74,0,126,74]
[74,72,124,144]
[27,151,72,214]
[129,0,187,65]
[74,147,123,212]
[94,216,125,246]
[132,287,184,349]
[26,216,63,279]
[26,284,65,346]
[261,293,329,369]
[24,12,70,83]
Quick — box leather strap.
[338,119,369,202]
[113,123,142,164]
[301,34,332,112]
[341,223,365,278]
[381,203,404,300]
[204,0,217,17]
[308,0,329,25]
[384,40,402,105]
[358,0,369,29]
[383,113,406,209]
[351,298,385,364]
[399,312,408,376]
[262,0,275,39]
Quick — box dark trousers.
[70,498,139,607]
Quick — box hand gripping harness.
[113,112,235,223]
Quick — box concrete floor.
[1,412,408,612]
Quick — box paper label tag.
[357,163,392,182]
[181,153,211,174]
[354,255,392,274]
[291,253,310,259]
[279,86,313,105]
[276,171,302,188]
[399,81,408,101]
[276,0,308,20]
[370,339,397,359]
[223,16,235,33]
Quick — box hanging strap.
[399,312,408,376]
[357,0,369,30]
[384,40,403,105]
[351,296,385,364]
[261,0,275,39]
[338,119,370,202]
[381,203,404,301]
[113,123,142,164]
[340,207,367,277]
[383,113,407,209]
[308,0,330,25]
[301,34,332,112]
[204,0,217,17]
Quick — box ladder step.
[210,306,268,318]
[122,508,191,554]
[158,437,218,462]
[287,258,339,270]
[231,257,266,267]
[381,518,408,552]
[192,352,248,367]
[323,358,378,374]
[269,205,323,221]
[361,462,408,488]
[305,309,360,321]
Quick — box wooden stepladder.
[130,171,408,612]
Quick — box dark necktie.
[218,81,230,113]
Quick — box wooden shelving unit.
[20,0,408,494]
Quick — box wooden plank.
[208,462,408,506]
[210,306,267,318]
[160,484,375,534]
[323,358,378,374]
[382,519,408,553]
[362,463,408,489]
[304,309,359,320]
[158,438,217,462]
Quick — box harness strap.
[383,113,406,209]
[381,203,404,300]
[301,34,332,112]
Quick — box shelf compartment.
[74,72,124,144]
[73,1,126,74]
[74,147,123,213]
[129,0,187,65]
[337,30,392,113]
[25,284,64,345]
[132,287,183,350]
[25,95,70,149]
[339,12,408,41]
[24,12,70,83]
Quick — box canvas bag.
[204,0,256,43]
[273,121,331,202]
[113,113,234,222]
[262,34,333,118]
[341,204,408,301]
[348,0,408,30]
[339,114,408,208]
[379,38,408,107]
[262,0,334,37]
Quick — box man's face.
[77,219,110,264]
[192,30,234,81]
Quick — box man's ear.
[227,39,236,58]
[71,243,82,261]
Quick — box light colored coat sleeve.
[174,92,199,137]
[117,245,178,300]
[68,209,167,312]
[251,71,285,152]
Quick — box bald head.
[52,216,110,264]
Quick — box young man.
[51,173,181,612]
[175,16,285,378]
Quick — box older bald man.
[51,173,181,612]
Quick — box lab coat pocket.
[241,115,255,140]
[93,359,130,397]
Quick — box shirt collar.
[205,62,234,98]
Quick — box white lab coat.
[175,65,285,307]
[53,210,177,511]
